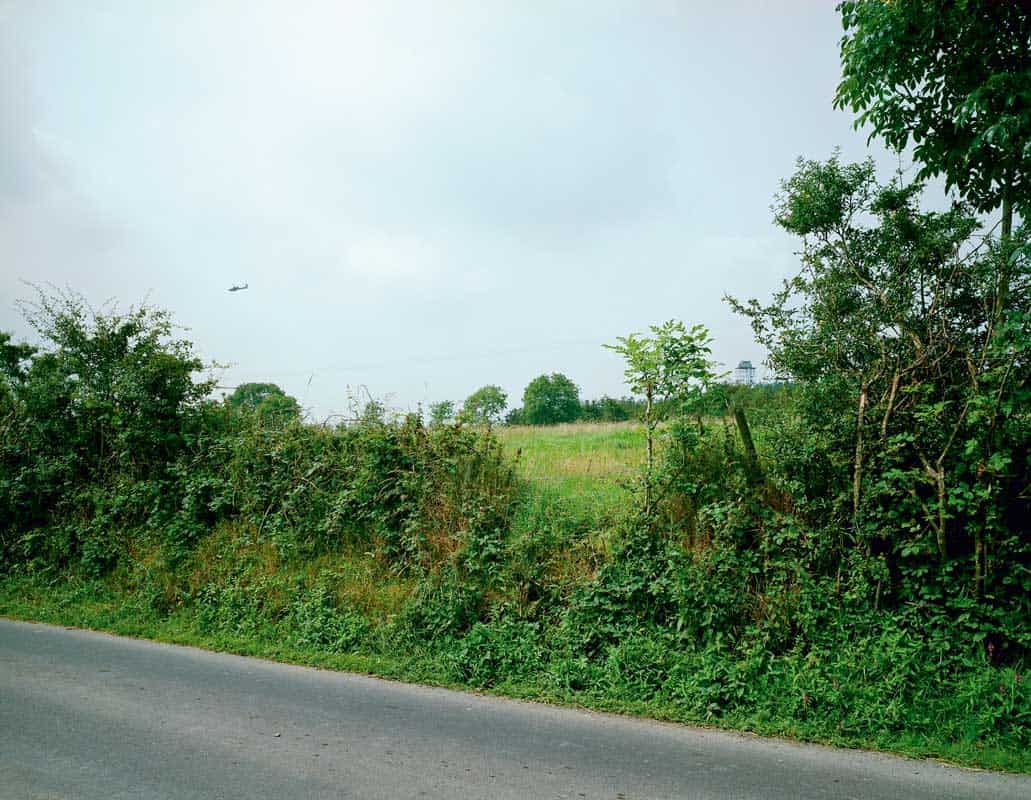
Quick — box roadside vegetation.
[2,0,1029,774]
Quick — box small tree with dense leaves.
[521,373,581,426]
[460,385,507,429]
[228,382,300,423]
[428,400,455,427]
[604,321,715,516]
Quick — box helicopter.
[227,283,249,293]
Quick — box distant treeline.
[506,383,791,425]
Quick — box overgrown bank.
[1,280,1029,772]
[2,559,1027,775]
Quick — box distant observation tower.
[734,360,757,386]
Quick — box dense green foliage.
[1,290,212,573]
[578,395,632,422]
[428,399,456,427]
[0,293,518,580]
[1,285,1029,768]
[511,394,648,425]
[460,385,507,427]
[0,331,35,386]
[731,155,1031,654]
[836,0,1030,229]
[2,4,1030,772]
[227,382,301,423]
[520,373,581,426]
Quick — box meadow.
[496,422,644,521]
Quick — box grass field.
[496,422,645,521]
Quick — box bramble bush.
[0,289,520,583]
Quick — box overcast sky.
[1,1,905,420]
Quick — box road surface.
[2,618,1028,799]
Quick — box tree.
[521,373,581,425]
[579,396,631,423]
[358,398,388,426]
[835,1,1031,240]
[460,385,507,428]
[16,287,213,477]
[255,391,301,423]
[228,382,287,411]
[605,321,715,515]
[428,400,455,427]
[228,382,300,423]
[505,406,526,426]
[729,155,1030,600]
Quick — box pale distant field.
[495,422,645,517]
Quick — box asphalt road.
[1,618,1028,800]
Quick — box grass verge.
[2,571,1028,776]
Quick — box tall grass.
[497,422,644,523]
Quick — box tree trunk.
[997,189,1014,318]
[881,372,899,438]
[917,451,949,560]
[644,386,654,517]
[974,528,984,599]
[853,383,868,521]
[935,468,948,560]
[732,405,764,489]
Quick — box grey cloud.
[1,2,904,418]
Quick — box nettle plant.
[605,320,716,517]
